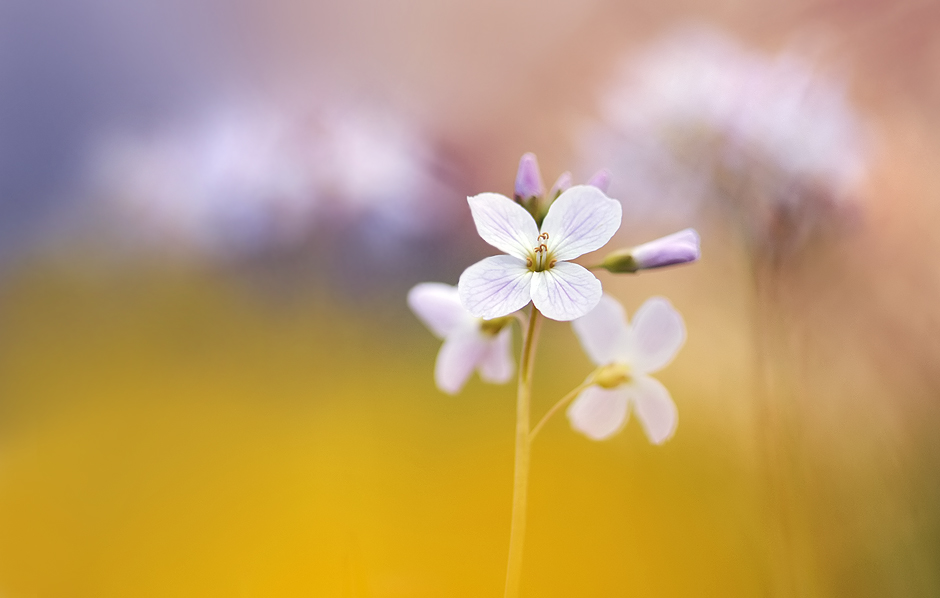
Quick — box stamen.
[526,257,533,267]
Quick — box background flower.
[568,295,685,443]
[584,25,871,252]
[408,282,514,394]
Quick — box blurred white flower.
[408,282,514,395]
[89,100,454,256]
[587,26,870,248]
[567,295,685,443]
[457,185,622,321]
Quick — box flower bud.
[587,169,611,193]
[549,171,572,199]
[514,152,545,201]
[601,228,700,273]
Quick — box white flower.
[408,282,515,395]
[567,295,685,444]
[458,186,622,322]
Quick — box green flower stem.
[528,379,595,443]
[503,307,542,598]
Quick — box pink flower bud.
[514,152,545,200]
[587,169,611,193]
[602,228,700,273]
[550,171,572,198]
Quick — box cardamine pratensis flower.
[568,295,685,443]
[408,282,514,394]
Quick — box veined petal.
[572,294,631,366]
[407,283,473,338]
[627,375,678,445]
[458,255,533,319]
[530,262,601,321]
[478,327,514,384]
[467,193,540,260]
[435,327,488,395]
[567,385,630,440]
[626,297,686,374]
[540,185,622,261]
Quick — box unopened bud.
[587,169,611,193]
[601,228,701,273]
[549,171,572,199]
[514,153,545,201]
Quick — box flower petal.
[458,255,533,319]
[627,375,678,444]
[540,185,622,261]
[467,193,540,260]
[530,262,602,321]
[478,328,514,384]
[566,385,630,440]
[572,294,631,366]
[407,282,473,338]
[435,327,488,395]
[626,297,686,374]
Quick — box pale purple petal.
[458,255,533,319]
[478,328,514,384]
[467,193,540,260]
[587,169,611,193]
[530,261,602,321]
[435,327,489,394]
[627,297,686,374]
[407,283,472,338]
[567,385,630,440]
[628,375,678,444]
[572,294,631,366]
[540,185,623,261]
[514,152,545,199]
[631,228,701,270]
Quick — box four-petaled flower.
[408,282,515,395]
[458,187,622,322]
[567,295,685,444]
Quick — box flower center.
[525,232,557,273]
[479,315,513,336]
[593,363,632,389]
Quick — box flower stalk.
[504,307,542,598]
[529,379,595,442]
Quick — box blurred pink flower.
[586,26,870,247]
[408,282,514,395]
[567,295,685,443]
[89,100,454,257]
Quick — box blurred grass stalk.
[752,251,820,597]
